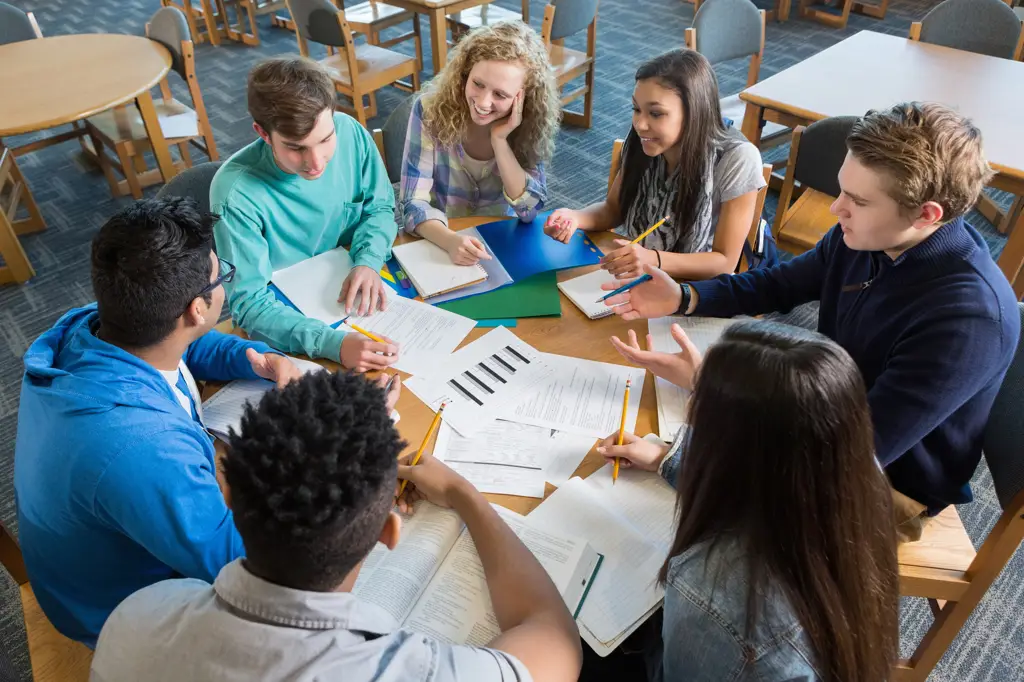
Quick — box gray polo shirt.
[90,559,532,681]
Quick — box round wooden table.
[213,216,659,516]
[0,33,177,183]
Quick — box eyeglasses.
[196,257,236,298]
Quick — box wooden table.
[0,34,177,185]
[381,0,495,75]
[213,216,658,516]
[738,30,1024,297]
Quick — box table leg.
[740,101,764,145]
[428,7,448,74]
[136,90,177,186]
[997,198,1024,300]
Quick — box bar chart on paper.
[405,327,552,437]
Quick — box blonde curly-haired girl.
[400,20,561,265]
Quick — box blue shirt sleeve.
[183,330,277,382]
[93,429,244,582]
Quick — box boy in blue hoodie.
[599,102,1021,541]
[14,198,304,648]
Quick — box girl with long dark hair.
[544,49,767,280]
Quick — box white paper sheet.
[405,327,552,437]
[500,355,645,439]
[392,237,488,299]
[557,269,618,320]
[158,109,199,138]
[432,420,595,489]
[201,357,325,439]
[339,296,476,376]
[445,461,547,498]
[271,246,355,325]
[648,316,737,441]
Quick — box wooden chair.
[155,161,223,213]
[214,0,290,46]
[82,7,218,200]
[685,0,788,154]
[0,141,45,285]
[287,0,419,128]
[798,0,888,30]
[160,0,222,45]
[737,164,773,273]
[691,0,790,22]
[607,138,623,193]
[371,95,417,184]
[894,302,1024,681]
[772,117,856,256]
[540,0,598,129]
[448,0,530,42]
[909,0,1024,60]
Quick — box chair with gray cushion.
[772,116,857,256]
[685,0,787,146]
[540,0,600,129]
[0,1,40,44]
[371,95,416,185]
[910,0,1024,60]
[896,302,1024,681]
[155,161,223,214]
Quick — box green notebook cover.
[437,271,562,320]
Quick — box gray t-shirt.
[621,127,766,254]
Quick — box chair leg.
[366,91,378,120]
[85,129,123,199]
[200,0,222,46]
[413,13,423,72]
[180,0,204,47]
[115,144,144,200]
[178,142,193,169]
[412,68,420,93]
[7,156,45,236]
[0,210,34,284]
[581,64,594,129]
[352,91,369,128]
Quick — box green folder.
[437,271,561,320]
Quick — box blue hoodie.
[14,305,274,648]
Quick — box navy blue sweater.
[690,218,1020,512]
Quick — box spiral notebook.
[557,269,618,320]
[392,238,488,299]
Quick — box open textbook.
[528,463,677,656]
[648,316,738,441]
[352,502,602,646]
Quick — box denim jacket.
[653,435,821,682]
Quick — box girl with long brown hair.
[546,49,768,280]
[597,320,899,681]
[400,21,560,265]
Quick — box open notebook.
[392,237,488,299]
[648,316,738,441]
[557,269,618,320]
[528,462,676,656]
[352,502,602,646]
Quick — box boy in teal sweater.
[212,57,400,372]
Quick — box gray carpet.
[0,0,1021,680]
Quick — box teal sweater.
[211,113,398,361]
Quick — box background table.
[383,0,496,75]
[738,30,1024,297]
[213,216,659,516]
[0,34,177,184]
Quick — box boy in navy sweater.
[600,102,1020,540]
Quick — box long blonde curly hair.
[420,21,561,169]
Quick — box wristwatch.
[678,283,692,316]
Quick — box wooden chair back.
[607,138,624,193]
[909,0,1024,60]
[287,0,360,80]
[896,302,1024,681]
[540,0,598,47]
[737,163,773,272]
[685,0,765,88]
[0,2,41,44]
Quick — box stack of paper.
[528,464,677,656]
[648,316,737,441]
[201,357,324,440]
[392,237,488,299]
[352,502,603,646]
[557,269,618,320]
[432,420,597,498]
[271,246,477,376]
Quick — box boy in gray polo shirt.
[90,371,582,682]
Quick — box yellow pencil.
[630,216,669,245]
[613,378,631,484]
[397,403,446,499]
[344,320,385,344]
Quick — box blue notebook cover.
[474,212,603,282]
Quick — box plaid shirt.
[400,98,546,233]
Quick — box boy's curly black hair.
[223,370,406,591]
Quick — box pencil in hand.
[397,402,446,501]
[613,378,631,484]
[630,216,669,245]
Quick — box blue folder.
[474,211,603,282]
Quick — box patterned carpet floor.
[0,0,1020,679]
